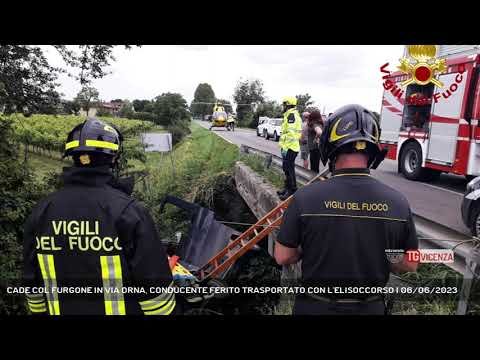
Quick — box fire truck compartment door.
[426,71,468,164]
[379,87,405,144]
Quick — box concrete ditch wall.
[234,161,281,256]
[234,161,302,305]
[234,162,279,222]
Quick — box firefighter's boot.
[279,188,296,201]
[277,181,288,196]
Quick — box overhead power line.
[190,102,256,106]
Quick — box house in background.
[100,101,123,116]
[79,101,124,117]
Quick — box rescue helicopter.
[191,100,256,131]
[192,101,236,131]
[210,103,229,130]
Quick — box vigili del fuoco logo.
[380,45,465,105]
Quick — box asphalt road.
[197,120,470,235]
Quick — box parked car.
[263,118,282,141]
[257,117,268,137]
[461,176,480,236]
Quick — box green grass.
[134,122,242,240]
[23,122,240,193]
[391,263,477,315]
[26,152,70,181]
[239,154,284,189]
[24,121,282,198]
[140,122,240,201]
[145,126,166,134]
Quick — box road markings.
[374,170,464,196]
[197,122,237,145]
[417,181,464,196]
[210,129,236,145]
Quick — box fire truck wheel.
[400,142,437,181]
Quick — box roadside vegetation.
[239,153,284,189]
[392,263,479,315]
[1,119,280,315]
[137,122,242,240]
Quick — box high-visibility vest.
[279,108,302,152]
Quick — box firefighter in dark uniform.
[22,117,176,315]
[275,104,418,315]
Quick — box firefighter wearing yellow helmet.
[275,105,418,315]
[277,96,302,200]
[22,118,177,315]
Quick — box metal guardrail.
[239,144,319,184]
[239,143,479,314]
[413,214,479,314]
[413,214,475,275]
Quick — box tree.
[255,100,283,119]
[119,101,134,118]
[190,83,215,119]
[0,46,61,115]
[152,92,191,144]
[132,99,151,112]
[144,102,155,113]
[296,93,314,114]
[0,45,134,116]
[74,86,99,116]
[233,78,265,126]
[35,90,62,115]
[215,99,233,113]
[53,45,136,86]
[96,107,112,117]
[153,93,190,126]
[59,99,80,115]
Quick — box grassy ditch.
[136,123,242,238]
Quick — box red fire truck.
[379,46,480,181]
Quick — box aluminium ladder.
[198,172,327,282]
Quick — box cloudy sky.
[43,45,405,113]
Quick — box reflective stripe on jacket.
[22,166,175,315]
[280,108,302,152]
